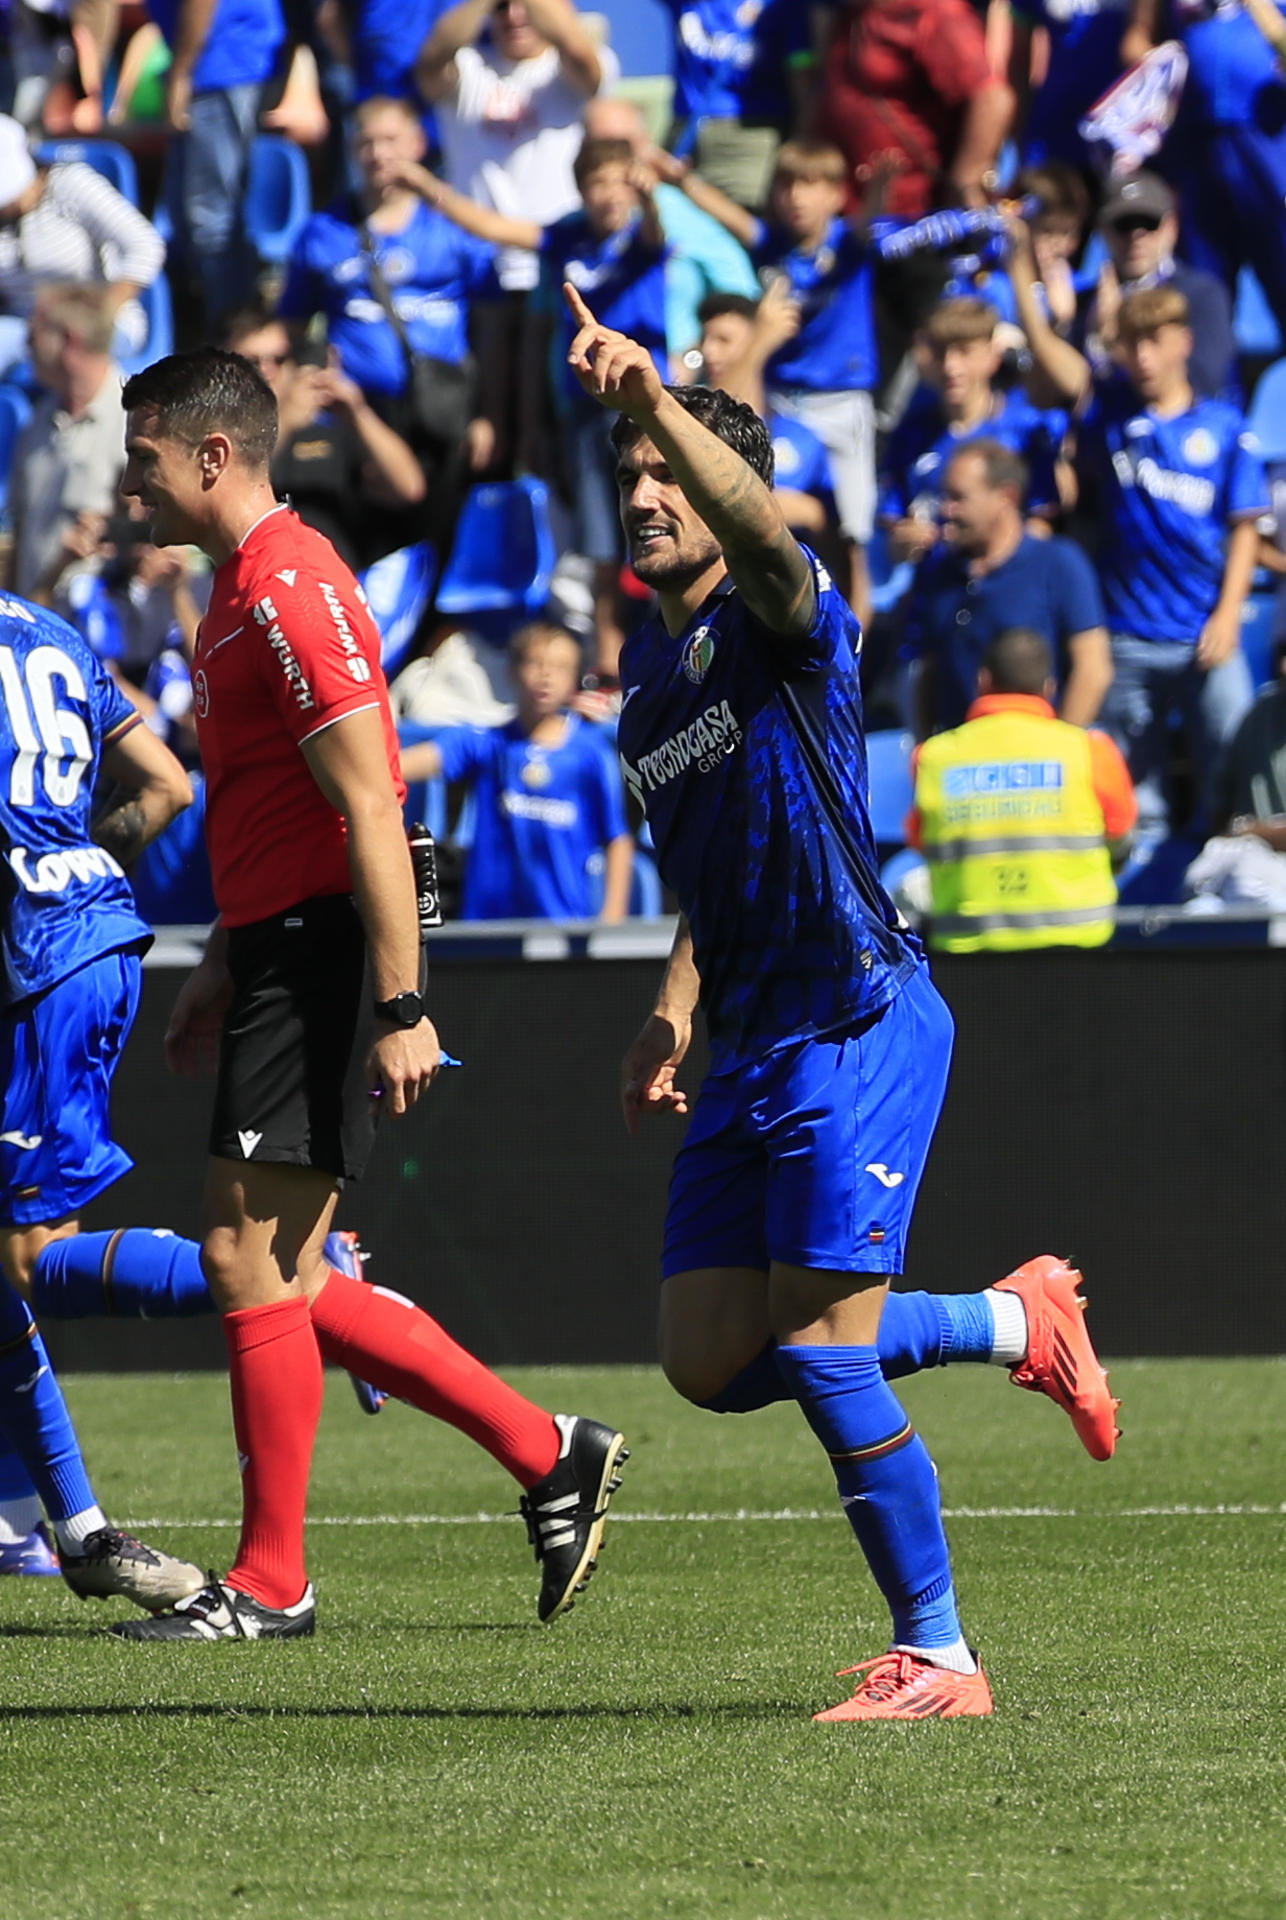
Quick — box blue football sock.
[698,1345,792,1413]
[0,1281,99,1525]
[877,1290,996,1377]
[776,1342,963,1650]
[32,1229,214,1319]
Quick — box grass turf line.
[1,1360,1284,1920]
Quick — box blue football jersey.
[436,714,629,920]
[541,212,670,407]
[749,217,878,393]
[279,200,496,398]
[617,551,921,1064]
[880,388,1064,522]
[1080,378,1269,642]
[0,595,151,1006]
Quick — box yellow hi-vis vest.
[915,708,1117,952]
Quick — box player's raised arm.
[564,285,817,638]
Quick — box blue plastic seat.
[360,540,437,679]
[0,384,33,522]
[1235,267,1283,360]
[866,728,915,847]
[116,270,174,379]
[1248,359,1286,461]
[436,479,557,620]
[36,139,139,205]
[243,135,312,265]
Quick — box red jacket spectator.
[816,0,1013,218]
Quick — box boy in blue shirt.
[880,297,1065,564]
[1014,243,1268,837]
[399,620,633,920]
[407,138,670,680]
[693,290,839,544]
[668,138,880,624]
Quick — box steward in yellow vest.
[909,630,1137,952]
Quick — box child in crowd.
[880,297,1066,562]
[1014,236,1269,840]
[396,137,669,680]
[398,620,633,922]
[691,289,838,544]
[664,137,880,623]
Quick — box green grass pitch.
[2,1359,1285,1919]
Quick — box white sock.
[0,1493,43,1545]
[985,1287,1028,1366]
[52,1505,109,1553]
[895,1635,977,1675]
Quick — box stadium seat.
[35,139,140,205]
[0,384,33,522]
[360,540,437,679]
[1234,267,1282,360]
[436,478,558,622]
[867,524,913,617]
[865,728,915,846]
[1247,358,1286,461]
[243,135,313,265]
[116,271,174,379]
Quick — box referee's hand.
[369,1017,442,1115]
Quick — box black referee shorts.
[210,894,378,1183]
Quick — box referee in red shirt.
[112,349,627,1641]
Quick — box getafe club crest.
[683,626,715,684]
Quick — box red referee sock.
[224,1295,323,1610]
[310,1269,560,1488]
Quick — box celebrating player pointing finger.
[576,285,1116,1721]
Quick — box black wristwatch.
[373,990,425,1029]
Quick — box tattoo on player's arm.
[93,791,150,867]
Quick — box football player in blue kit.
[562,279,1121,1721]
[0,587,207,1610]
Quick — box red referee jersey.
[193,506,406,926]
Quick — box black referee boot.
[519,1413,628,1622]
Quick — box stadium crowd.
[7,0,1286,935]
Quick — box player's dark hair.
[983,628,1055,695]
[696,292,759,328]
[951,436,1028,503]
[610,385,775,489]
[121,348,278,473]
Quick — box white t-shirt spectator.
[435,40,620,293]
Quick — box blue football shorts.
[0,946,143,1228]
[662,964,954,1279]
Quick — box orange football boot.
[996,1255,1120,1461]
[813,1651,994,1722]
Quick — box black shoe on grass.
[111,1576,317,1641]
[519,1414,628,1622]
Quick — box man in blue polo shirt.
[1015,254,1268,836]
[904,439,1112,736]
[149,0,285,328]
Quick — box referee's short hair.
[611,385,775,488]
[982,628,1055,695]
[121,348,278,473]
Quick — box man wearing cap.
[1074,172,1234,402]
